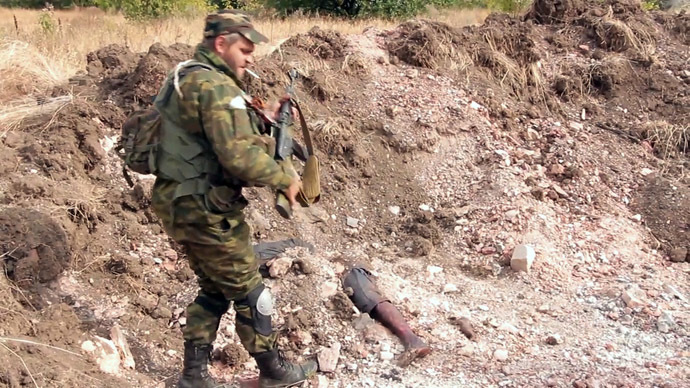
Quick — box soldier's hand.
[267,97,299,122]
[284,177,302,207]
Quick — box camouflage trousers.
[152,183,276,354]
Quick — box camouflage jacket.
[151,45,292,225]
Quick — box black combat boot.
[178,342,227,388]
[253,349,318,388]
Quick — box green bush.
[267,0,488,18]
[38,10,57,33]
[93,0,210,20]
[641,0,661,10]
[486,0,531,14]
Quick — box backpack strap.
[162,60,215,104]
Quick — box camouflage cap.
[203,9,268,44]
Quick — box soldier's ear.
[214,35,227,54]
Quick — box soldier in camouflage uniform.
[150,10,317,388]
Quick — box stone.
[317,343,341,373]
[669,247,687,263]
[640,168,654,176]
[92,336,121,375]
[346,217,359,228]
[268,256,293,278]
[81,340,96,353]
[163,249,178,261]
[388,206,401,215]
[622,287,647,308]
[511,245,535,272]
[657,312,675,333]
[151,306,172,320]
[110,325,135,370]
[380,351,395,361]
[663,284,686,302]
[493,349,509,361]
[552,184,569,198]
[321,281,339,299]
[549,164,565,175]
[317,375,329,388]
[443,284,458,293]
[569,122,584,131]
[545,334,563,345]
[405,69,419,78]
[505,210,519,223]
[451,317,475,340]
[498,323,519,335]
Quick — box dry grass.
[641,121,690,160]
[0,95,73,134]
[0,6,487,129]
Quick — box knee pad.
[236,283,273,336]
[342,267,389,314]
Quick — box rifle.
[247,69,320,219]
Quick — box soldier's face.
[216,34,255,78]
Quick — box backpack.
[115,60,213,187]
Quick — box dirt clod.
[0,207,71,301]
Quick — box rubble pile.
[1,1,688,387]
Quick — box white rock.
[569,122,584,131]
[110,325,135,370]
[470,101,483,110]
[405,69,419,78]
[657,312,675,333]
[493,349,509,361]
[427,265,443,274]
[622,287,647,308]
[317,343,341,373]
[346,217,359,227]
[93,336,121,375]
[498,323,519,335]
[505,210,519,223]
[268,256,293,278]
[443,284,458,293]
[81,340,96,353]
[511,244,535,272]
[419,204,431,212]
[478,305,489,311]
[663,284,686,302]
[166,349,177,357]
[640,168,654,176]
[321,282,338,299]
[380,351,395,361]
[388,206,401,216]
[317,375,329,388]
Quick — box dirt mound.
[86,44,140,78]
[632,176,690,262]
[387,20,467,70]
[88,42,194,112]
[656,10,690,44]
[283,26,348,59]
[526,0,587,24]
[0,207,71,301]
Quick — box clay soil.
[1,1,689,387]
